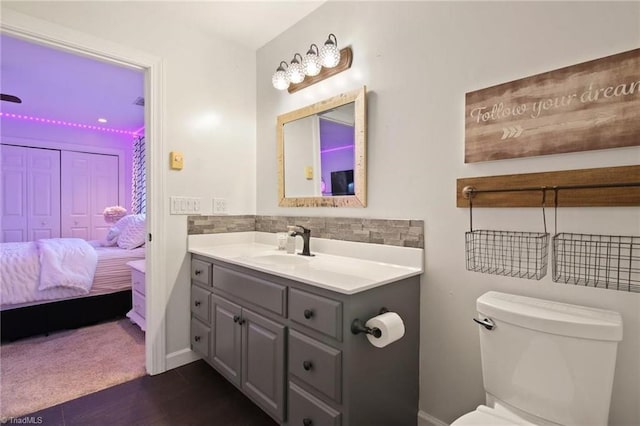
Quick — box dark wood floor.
[25,360,278,426]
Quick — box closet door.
[27,147,61,240]
[1,145,60,242]
[61,151,119,241]
[1,145,28,242]
[91,154,119,240]
[61,152,92,239]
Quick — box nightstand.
[126,259,146,331]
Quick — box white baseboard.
[165,348,201,370]
[418,410,449,426]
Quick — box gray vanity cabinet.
[210,294,242,386]
[210,294,286,420]
[241,308,285,418]
[190,254,420,426]
[191,262,286,422]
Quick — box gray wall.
[256,2,640,425]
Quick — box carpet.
[0,319,145,420]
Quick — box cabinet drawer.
[191,318,210,359]
[131,269,145,295]
[212,265,286,316]
[132,290,146,319]
[290,288,342,340]
[289,330,342,403]
[289,382,341,426]
[191,285,210,322]
[191,259,212,286]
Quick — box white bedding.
[0,239,98,306]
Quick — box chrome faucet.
[291,225,314,256]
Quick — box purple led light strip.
[0,112,140,136]
[320,144,354,154]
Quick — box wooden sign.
[465,48,640,163]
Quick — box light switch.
[170,151,184,170]
[304,166,313,180]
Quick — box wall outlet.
[213,198,228,214]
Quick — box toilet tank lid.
[477,291,623,341]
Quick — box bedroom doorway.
[1,9,167,380]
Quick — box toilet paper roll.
[365,312,405,348]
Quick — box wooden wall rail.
[456,165,640,207]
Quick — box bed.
[1,239,145,342]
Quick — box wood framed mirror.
[277,86,367,207]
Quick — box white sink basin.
[246,253,311,267]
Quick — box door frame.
[1,9,167,374]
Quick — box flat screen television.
[331,169,354,196]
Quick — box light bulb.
[320,33,341,68]
[286,53,305,84]
[272,61,290,90]
[303,44,322,76]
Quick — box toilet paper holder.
[351,307,389,338]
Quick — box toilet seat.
[451,405,537,426]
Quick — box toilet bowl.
[451,291,623,426]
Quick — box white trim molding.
[166,348,201,371]
[1,9,168,375]
[418,410,450,426]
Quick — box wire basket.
[552,233,640,293]
[466,230,550,280]
[464,188,550,280]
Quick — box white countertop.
[188,232,423,295]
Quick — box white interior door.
[27,147,61,240]
[1,145,28,242]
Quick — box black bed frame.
[1,290,132,343]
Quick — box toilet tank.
[476,291,623,426]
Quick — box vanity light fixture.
[271,33,353,93]
[303,44,322,76]
[272,61,290,90]
[319,33,341,68]
[286,53,306,84]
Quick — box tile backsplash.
[188,215,423,248]
[187,215,255,235]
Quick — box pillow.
[102,214,135,247]
[117,214,146,249]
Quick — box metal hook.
[553,187,559,235]
[541,187,547,234]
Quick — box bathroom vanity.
[188,233,422,426]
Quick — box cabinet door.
[241,309,285,422]
[211,294,242,387]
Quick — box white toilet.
[452,291,623,426]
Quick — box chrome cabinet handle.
[473,317,495,330]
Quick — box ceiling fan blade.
[1,94,22,103]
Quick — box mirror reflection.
[277,86,366,207]
[283,103,355,198]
